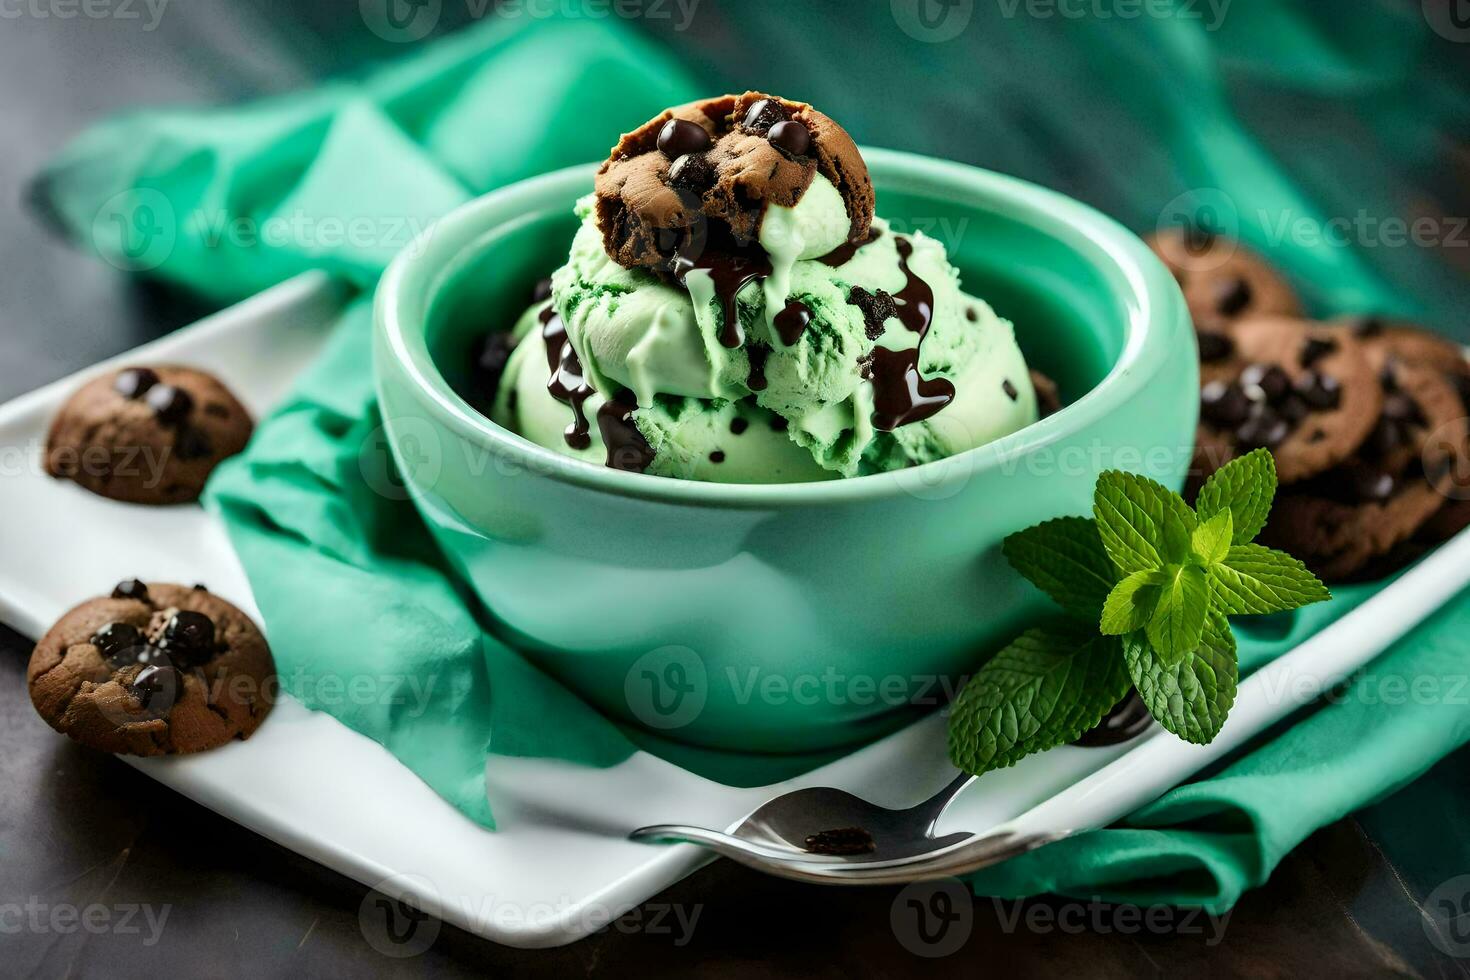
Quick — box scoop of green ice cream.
[491,301,835,483]
[529,191,1038,481]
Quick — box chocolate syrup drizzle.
[817,227,882,268]
[858,236,955,431]
[671,246,771,349]
[774,299,813,346]
[540,306,654,471]
[540,306,594,450]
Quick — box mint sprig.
[947,450,1329,776]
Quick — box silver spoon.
[630,774,1070,885]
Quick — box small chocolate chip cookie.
[28,581,275,756]
[1195,316,1382,485]
[1149,228,1302,354]
[46,365,253,505]
[1349,317,1470,547]
[595,92,875,271]
[1260,360,1470,581]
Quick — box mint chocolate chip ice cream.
[486,92,1043,482]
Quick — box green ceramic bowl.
[374,149,1197,753]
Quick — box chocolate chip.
[111,579,149,601]
[530,278,553,303]
[770,415,789,432]
[90,622,143,661]
[1450,373,1470,408]
[159,610,216,666]
[1236,406,1289,448]
[668,153,715,194]
[1197,330,1235,363]
[130,663,180,714]
[1215,277,1253,316]
[730,417,749,435]
[965,308,978,322]
[1363,418,1406,458]
[1352,315,1385,338]
[1240,363,1292,403]
[145,384,194,425]
[193,583,209,591]
[176,428,214,461]
[477,332,515,376]
[657,118,712,159]
[1345,463,1396,502]
[1002,379,1019,401]
[1277,394,1310,424]
[741,98,788,133]
[1295,371,1341,410]
[709,451,726,464]
[1202,381,1252,428]
[114,368,159,400]
[1182,222,1217,254]
[1300,336,1338,368]
[767,119,810,157]
[1382,392,1425,425]
[848,286,897,340]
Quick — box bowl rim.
[375,147,1189,508]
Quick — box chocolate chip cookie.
[595,92,875,271]
[1350,317,1470,546]
[46,365,253,505]
[1260,360,1470,580]
[1149,228,1302,355]
[1195,316,1382,485]
[28,581,275,756]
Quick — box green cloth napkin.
[31,11,1470,914]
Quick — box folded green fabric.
[32,10,1470,913]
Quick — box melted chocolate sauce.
[854,236,953,430]
[747,343,771,391]
[597,392,655,472]
[863,347,956,431]
[892,237,934,335]
[816,227,882,268]
[672,246,771,348]
[540,307,594,450]
[774,300,813,346]
[1073,690,1153,747]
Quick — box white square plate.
[3,272,1467,947]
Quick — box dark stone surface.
[3,2,1469,975]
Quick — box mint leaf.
[1146,563,1209,660]
[1210,543,1331,614]
[1100,568,1165,636]
[1196,449,1277,544]
[1191,510,1233,566]
[947,622,1133,775]
[1124,613,1238,744]
[1002,517,1117,620]
[1093,471,1197,575]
